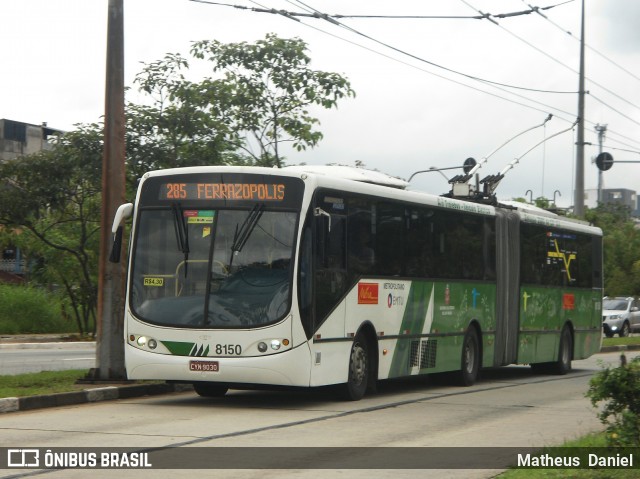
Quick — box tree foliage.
[0,125,103,334]
[585,204,640,297]
[0,34,355,334]
[587,354,640,447]
[148,33,355,167]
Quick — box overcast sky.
[3,0,639,206]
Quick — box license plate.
[189,360,219,372]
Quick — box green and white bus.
[111,165,603,400]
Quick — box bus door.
[494,209,520,366]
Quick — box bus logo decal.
[387,293,404,308]
[358,283,379,304]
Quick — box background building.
[0,118,61,162]
[584,188,639,217]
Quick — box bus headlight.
[132,335,158,350]
[258,342,268,353]
[270,340,281,350]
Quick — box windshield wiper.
[228,204,264,269]
[172,203,190,277]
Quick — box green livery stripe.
[388,281,433,378]
[161,340,196,356]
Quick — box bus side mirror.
[109,203,133,263]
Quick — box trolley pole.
[95,0,127,380]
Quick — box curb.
[0,383,193,414]
[599,344,640,353]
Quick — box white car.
[602,297,640,338]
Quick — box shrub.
[0,284,75,334]
[586,354,640,447]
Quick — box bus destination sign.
[161,182,286,202]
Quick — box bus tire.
[193,382,228,397]
[458,328,480,387]
[552,326,573,375]
[342,332,369,401]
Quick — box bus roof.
[284,165,409,189]
[138,165,601,235]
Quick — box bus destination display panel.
[140,173,304,209]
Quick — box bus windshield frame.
[129,173,304,329]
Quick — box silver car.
[602,297,640,338]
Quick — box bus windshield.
[130,206,298,328]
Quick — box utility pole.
[595,124,607,205]
[95,0,127,380]
[574,0,586,218]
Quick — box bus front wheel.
[193,382,228,397]
[342,332,369,401]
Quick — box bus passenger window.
[348,226,375,274]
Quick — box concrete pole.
[96,0,126,380]
[574,0,586,217]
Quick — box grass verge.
[0,370,166,399]
[0,370,90,398]
[602,336,640,347]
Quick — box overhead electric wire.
[193,0,577,94]
[287,0,587,123]
[460,0,640,115]
[259,0,577,123]
[596,145,640,156]
[522,0,640,84]
[604,132,640,151]
[191,0,635,142]
[589,94,640,128]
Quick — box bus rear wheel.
[193,382,228,397]
[552,326,573,375]
[531,326,573,375]
[342,332,369,401]
[458,328,480,386]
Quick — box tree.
[0,125,103,334]
[139,33,355,167]
[0,34,355,334]
[585,204,640,297]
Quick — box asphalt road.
[1,351,636,479]
[0,342,96,375]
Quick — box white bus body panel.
[125,313,313,387]
[126,342,312,386]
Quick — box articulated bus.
[111,165,603,400]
